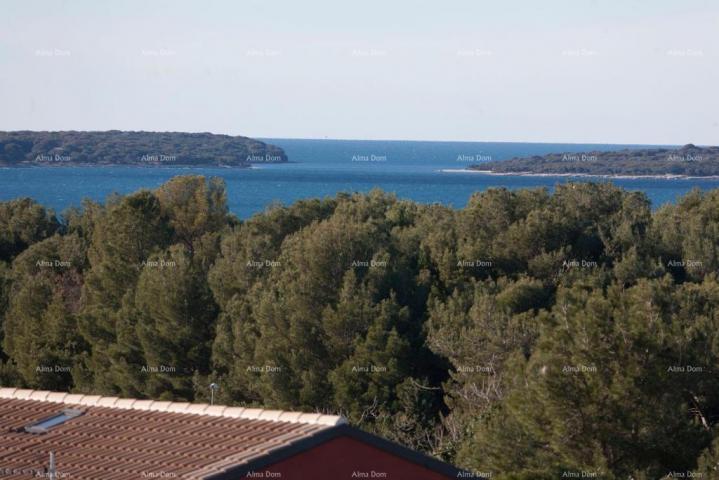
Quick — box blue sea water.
[1,139,718,219]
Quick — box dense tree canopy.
[1,176,718,478]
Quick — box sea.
[1,139,718,219]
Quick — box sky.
[1,0,717,145]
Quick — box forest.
[0,131,287,166]
[473,144,719,177]
[1,176,719,479]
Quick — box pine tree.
[135,244,218,400]
[0,198,59,262]
[3,234,87,391]
[77,190,172,394]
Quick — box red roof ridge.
[0,388,347,427]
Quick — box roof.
[0,388,345,479]
[0,388,470,480]
[206,423,471,480]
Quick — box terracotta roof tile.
[0,389,346,479]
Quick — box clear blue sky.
[1,0,717,144]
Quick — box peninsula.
[0,131,288,167]
[469,144,719,177]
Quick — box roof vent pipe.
[49,452,56,480]
[209,383,219,406]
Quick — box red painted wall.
[240,435,454,480]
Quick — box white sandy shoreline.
[440,168,719,180]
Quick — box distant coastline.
[0,162,261,169]
[442,168,719,180]
[466,144,719,178]
[0,131,288,167]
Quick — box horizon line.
[258,136,687,147]
[0,129,698,147]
